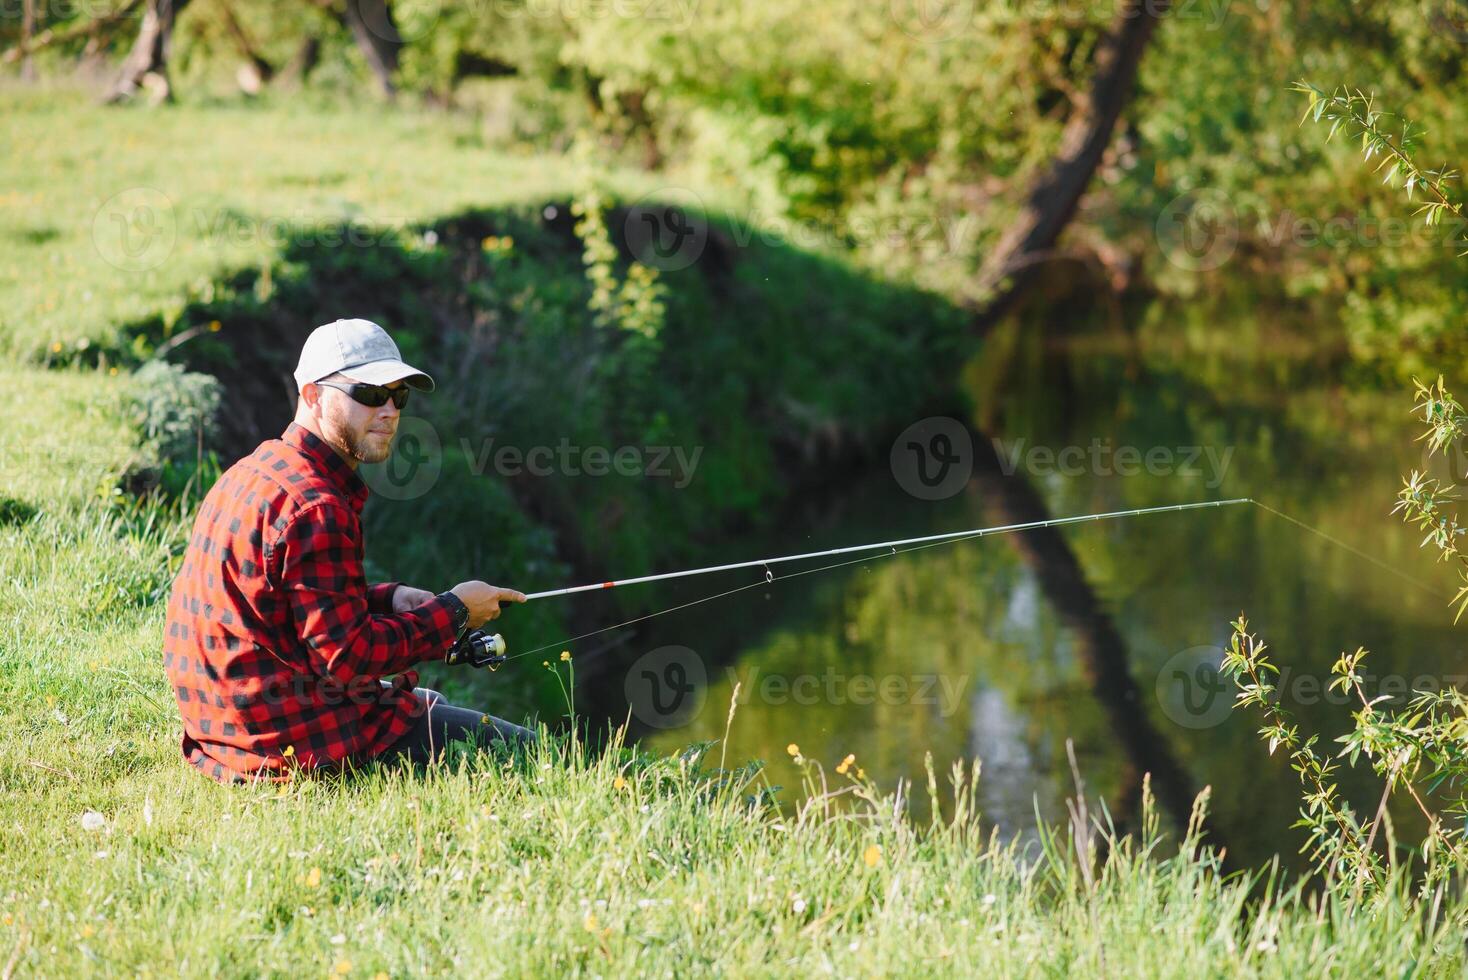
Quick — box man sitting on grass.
[162,317,532,785]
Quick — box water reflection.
[624,303,1462,870]
[968,429,1209,845]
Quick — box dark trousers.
[378,687,535,767]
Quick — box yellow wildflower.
[613,775,627,791]
[863,845,882,868]
[560,650,571,661]
[333,959,351,975]
[305,866,322,889]
[283,745,295,758]
[786,743,800,757]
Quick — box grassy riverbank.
[5,87,1465,974]
[0,396,1461,973]
[1,430,1461,974]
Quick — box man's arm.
[277,502,459,683]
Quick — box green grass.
[3,590,1465,974]
[0,85,684,361]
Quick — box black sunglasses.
[315,380,411,409]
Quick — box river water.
[627,298,1463,870]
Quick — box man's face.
[311,375,404,465]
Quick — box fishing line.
[494,496,1448,665]
[500,497,1256,663]
[1249,500,1444,597]
[509,532,969,663]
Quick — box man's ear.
[299,383,321,412]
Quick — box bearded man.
[162,317,530,784]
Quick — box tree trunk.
[277,36,322,89]
[970,0,1169,329]
[18,0,36,79]
[970,429,1220,853]
[218,0,273,94]
[105,0,193,104]
[341,0,401,98]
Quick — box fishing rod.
[451,497,1256,667]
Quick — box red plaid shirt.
[163,422,462,784]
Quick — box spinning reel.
[445,628,508,671]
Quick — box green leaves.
[1224,382,1468,895]
[1293,82,1467,254]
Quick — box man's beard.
[323,408,394,464]
[345,427,394,464]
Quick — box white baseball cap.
[293,318,435,392]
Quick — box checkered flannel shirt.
[163,422,466,784]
